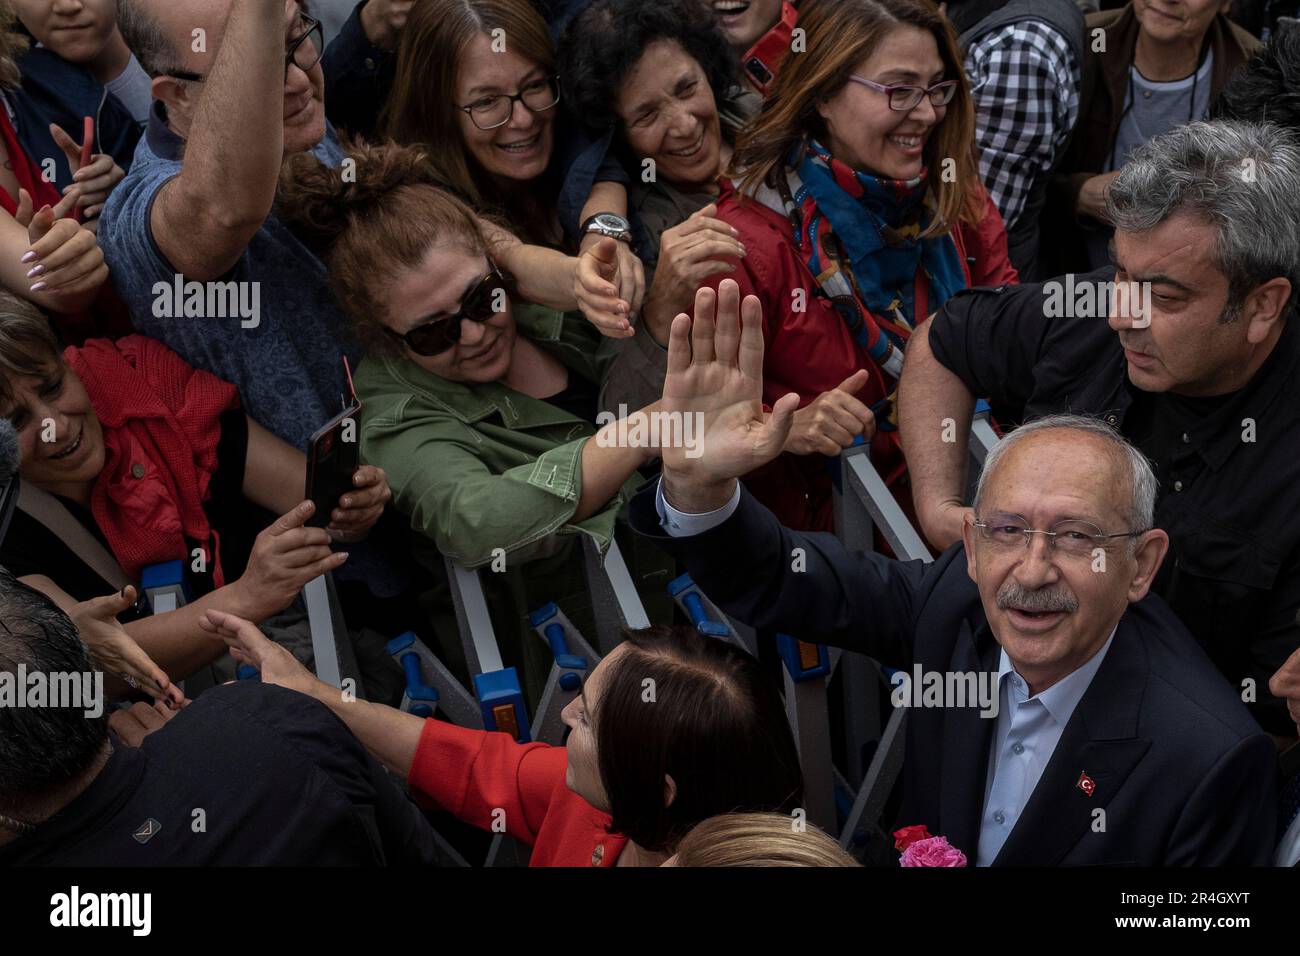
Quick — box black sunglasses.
[387,267,513,357]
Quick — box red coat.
[408,717,629,867]
[704,181,1018,531]
[70,335,240,585]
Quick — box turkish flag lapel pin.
[1076,771,1097,797]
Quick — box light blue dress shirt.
[656,478,742,536]
[976,631,1115,866]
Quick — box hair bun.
[279,137,445,253]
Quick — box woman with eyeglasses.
[692,0,1017,533]
[381,0,564,249]
[280,139,674,698]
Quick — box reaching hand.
[14,187,109,296]
[198,608,323,700]
[575,237,634,337]
[659,279,799,506]
[231,501,349,620]
[50,122,125,223]
[109,699,184,747]
[69,586,184,709]
[642,204,744,338]
[327,464,391,543]
[361,0,415,50]
[1269,645,1300,737]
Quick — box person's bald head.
[118,0,325,153]
[960,415,1169,694]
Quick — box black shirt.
[540,369,600,426]
[0,409,267,614]
[929,268,1300,735]
[0,682,451,865]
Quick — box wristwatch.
[581,212,633,244]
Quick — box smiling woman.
[279,139,678,700]
[382,0,563,246]
[685,0,1017,533]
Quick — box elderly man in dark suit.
[631,278,1277,865]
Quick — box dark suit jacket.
[631,485,1278,865]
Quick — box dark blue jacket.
[322,1,392,139]
[12,46,142,191]
[631,484,1279,865]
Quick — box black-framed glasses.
[458,76,560,131]
[164,14,324,82]
[972,512,1147,558]
[385,266,513,357]
[849,75,958,112]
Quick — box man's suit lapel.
[938,622,1000,861]
[993,616,1152,865]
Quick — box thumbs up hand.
[15,187,109,297]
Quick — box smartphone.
[304,357,361,529]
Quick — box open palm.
[661,280,799,484]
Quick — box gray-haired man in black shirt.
[899,119,1300,740]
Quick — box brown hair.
[593,626,803,854]
[673,812,862,867]
[0,292,64,408]
[277,139,488,353]
[731,0,981,234]
[0,2,29,90]
[381,0,556,232]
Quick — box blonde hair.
[671,813,861,867]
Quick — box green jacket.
[356,304,639,569]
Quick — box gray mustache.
[996,581,1079,614]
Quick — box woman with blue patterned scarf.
[699,0,1017,533]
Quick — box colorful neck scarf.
[785,139,967,380]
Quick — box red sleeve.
[956,189,1019,289]
[407,718,570,846]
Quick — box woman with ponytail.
[700,0,1017,533]
[279,141,673,696]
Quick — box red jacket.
[408,717,629,867]
[705,181,1018,530]
[69,335,240,585]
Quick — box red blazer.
[408,717,629,867]
[705,181,1018,531]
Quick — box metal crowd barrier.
[141,561,362,698]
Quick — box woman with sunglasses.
[692,0,1017,533]
[280,140,673,697]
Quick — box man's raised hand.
[660,279,798,511]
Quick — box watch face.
[595,214,631,231]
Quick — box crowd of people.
[1,0,1300,868]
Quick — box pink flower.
[892,824,932,852]
[899,835,968,867]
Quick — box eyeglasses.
[458,76,560,131]
[164,14,324,82]
[972,512,1147,558]
[385,266,513,356]
[848,75,958,112]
